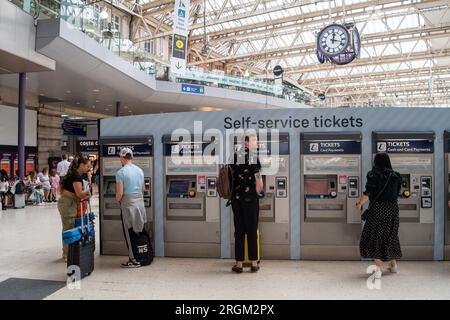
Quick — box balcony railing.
[9,0,313,105]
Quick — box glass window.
[111,13,120,33]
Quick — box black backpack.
[15,181,26,194]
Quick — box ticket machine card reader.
[348,177,359,198]
[207,177,217,197]
[276,177,287,198]
[143,178,151,207]
[421,176,432,208]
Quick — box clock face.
[317,24,350,57]
[352,27,361,58]
[316,48,326,64]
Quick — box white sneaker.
[387,264,398,273]
[374,269,382,279]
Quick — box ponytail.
[59,153,89,194]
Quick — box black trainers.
[251,265,260,273]
[232,265,243,273]
[121,260,141,268]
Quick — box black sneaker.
[121,260,141,268]
[232,265,243,273]
[251,265,260,273]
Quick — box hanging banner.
[171,0,190,75]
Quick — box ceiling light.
[76,102,80,105]
[39,93,44,96]
[92,89,100,93]
[66,90,71,94]
[105,108,110,111]
[108,104,112,107]
[95,100,100,103]
[92,105,96,108]
[124,106,129,109]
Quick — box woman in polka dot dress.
[357,153,402,279]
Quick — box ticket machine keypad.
[207,177,217,197]
[347,177,359,198]
[276,177,287,198]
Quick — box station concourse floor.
[1,197,450,300]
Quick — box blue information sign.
[164,141,217,156]
[302,140,361,154]
[181,84,205,95]
[101,144,153,157]
[62,121,87,136]
[375,140,433,153]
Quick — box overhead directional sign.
[171,0,190,75]
[181,84,205,95]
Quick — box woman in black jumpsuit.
[231,135,263,273]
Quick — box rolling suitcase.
[14,194,25,209]
[67,200,95,279]
[243,229,260,267]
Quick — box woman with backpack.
[357,152,403,280]
[230,135,263,273]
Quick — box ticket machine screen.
[105,181,116,196]
[168,180,190,195]
[305,179,328,195]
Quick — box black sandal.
[232,265,243,273]
[251,265,260,273]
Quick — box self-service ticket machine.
[300,132,362,260]
[162,135,220,258]
[444,131,450,260]
[229,133,291,259]
[372,132,435,260]
[99,137,154,255]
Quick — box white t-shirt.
[57,160,70,177]
[0,181,8,192]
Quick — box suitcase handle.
[79,199,94,241]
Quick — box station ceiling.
[138,0,450,107]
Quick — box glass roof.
[142,0,450,106]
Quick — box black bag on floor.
[67,200,95,279]
[128,228,154,266]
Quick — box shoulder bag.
[361,172,392,222]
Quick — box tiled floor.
[1,198,450,300]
